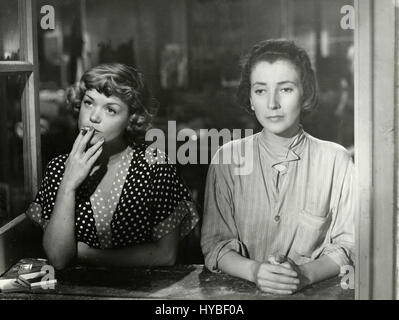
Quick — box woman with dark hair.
[25,63,199,269]
[201,39,355,294]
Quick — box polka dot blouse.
[25,144,200,249]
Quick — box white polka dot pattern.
[152,200,200,241]
[91,147,131,249]
[25,202,49,229]
[24,144,200,249]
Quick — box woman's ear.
[301,95,315,113]
[249,99,254,111]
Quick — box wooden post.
[395,0,399,301]
[355,0,397,300]
[0,0,42,276]
[18,0,41,200]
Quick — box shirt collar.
[258,126,307,167]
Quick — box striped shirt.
[201,128,355,272]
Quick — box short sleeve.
[150,163,199,241]
[25,155,66,229]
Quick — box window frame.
[0,0,41,201]
[0,0,41,274]
[354,0,398,299]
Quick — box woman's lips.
[266,116,284,122]
[81,126,101,133]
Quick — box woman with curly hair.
[201,39,355,294]
[25,63,199,269]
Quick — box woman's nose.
[89,107,102,123]
[268,90,280,110]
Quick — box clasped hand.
[254,255,310,295]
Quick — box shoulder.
[219,133,257,151]
[208,133,258,179]
[37,154,68,198]
[43,154,68,175]
[127,144,188,194]
[304,132,353,164]
[46,154,68,166]
[129,143,177,176]
[211,133,258,163]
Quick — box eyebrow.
[83,93,94,100]
[106,102,122,109]
[83,94,122,108]
[251,81,298,86]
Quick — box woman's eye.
[83,100,93,106]
[254,89,266,95]
[281,87,294,93]
[106,107,116,114]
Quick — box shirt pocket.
[293,209,330,258]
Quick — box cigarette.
[81,126,92,134]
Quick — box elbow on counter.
[163,250,177,266]
[152,247,177,267]
[153,243,178,267]
[43,240,75,271]
[50,259,69,271]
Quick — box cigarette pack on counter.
[0,278,28,293]
[17,270,57,289]
[0,258,57,292]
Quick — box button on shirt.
[201,128,355,272]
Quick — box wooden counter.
[0,264,354,300]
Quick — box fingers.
[76,127,95,154]
[86,145,103,168]
[280,261,294,270]
[255,263,300,295]
[256,263,299,284]
[262,273,300,285]
[257,279,298,292]
[275,254,287,264]
[70,128,87,154]
[84,137,105,160]
[268,254,291,268]
[267,256,279,265]
[258,286,294,295]
[266,264,298,278]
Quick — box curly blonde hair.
[66,63,158,145]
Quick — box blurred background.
[0,0,354,262]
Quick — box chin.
[263,124,287,135]
[263,120,299,137]
[271,131,291,137]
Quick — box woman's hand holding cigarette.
[61,126,105,191]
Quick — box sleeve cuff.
[320,243,354,268]
[204,239,248,273]
[25,202,49,230]
[152,200,200,241]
